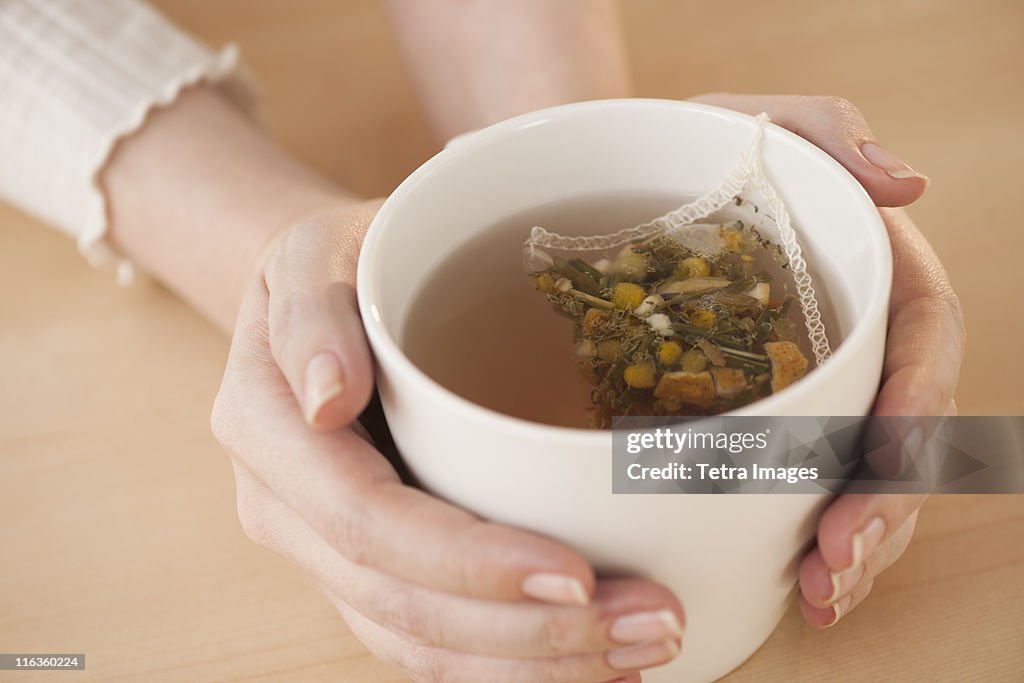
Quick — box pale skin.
[97,3,965,680]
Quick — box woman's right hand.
[211,200,684,683]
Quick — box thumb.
[690,93,929,208]
[263,200,382,430]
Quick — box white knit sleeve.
[0,0,258,282]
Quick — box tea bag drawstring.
[524,111,832,366]
[526,114,769,256]
[743,117,832,365]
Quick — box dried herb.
[532,223,810,428]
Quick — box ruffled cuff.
[0,0,260,284]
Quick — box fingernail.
[304,351,344,424]
[826,562,865,605]
[861,142,930,186]
[610,609,684,644]
[521,573,589,606]
[898,425,924,478]
[824,593,853,628]
[847,516,887,570]
[608,639,681,671]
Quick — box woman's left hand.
[692,93,966,628]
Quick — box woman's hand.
[693,94,966,628]
[212,202,684,683]
[102,83,681,682]
[796,206,963,628]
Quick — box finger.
[264,200,381,429]
[690,93,928,207]
[801,512,916,627]
[799,577,875,630]
[872,208,965,418]
[861,508,919,579]
[815,492,926,582]
[844,207,960,561]
[862,398,957,483]
[331,595,678,683]
[799,508,919,610]
[214,305,595,604]
[232,462,684,658]
[863,210,964,480]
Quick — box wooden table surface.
[2,1,1023,681]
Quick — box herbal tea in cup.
[403,192,828,428]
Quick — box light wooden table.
[2,1,1023,681]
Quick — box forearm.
[103,87,356,332]
[385,0,632,142]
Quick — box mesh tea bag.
[523,114,831,427]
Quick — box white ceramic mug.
[357,99,891,682]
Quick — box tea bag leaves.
[523,114,830,428]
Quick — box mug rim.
[357,98,892,444]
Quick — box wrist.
[103,86,359,331]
